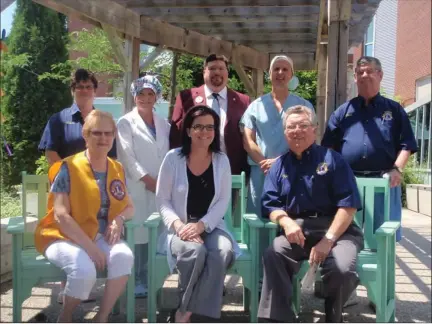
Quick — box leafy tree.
[1,0,71,188]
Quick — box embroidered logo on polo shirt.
[64,121,78,124]
[316,162,328,175]
[110,179,126,200]
[382,111,393,121]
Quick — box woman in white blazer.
[116,75,170,297]
[156,105,241,322]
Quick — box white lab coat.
[116,107,170,244]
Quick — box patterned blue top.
[51,163,110,233]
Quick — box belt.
[291,212,331,219]
[353,170,391,177]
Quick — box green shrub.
[35,155,49,175]
[0,188,21,218]
[401,157,423,207]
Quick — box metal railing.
[406,95,431,184]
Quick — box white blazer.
[116,107,170,244]
[156,148,241,272]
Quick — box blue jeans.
[374,186,402,242]
[135,243,148,286]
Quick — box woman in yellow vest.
[34,110,135,322]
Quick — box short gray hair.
[283,105,318,129]
[356,56,382,71]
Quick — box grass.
[0,187,21,219]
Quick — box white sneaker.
[57,290,65,304]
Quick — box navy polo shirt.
[261,144,362,219]
[321,94,417,172]
[38,104,117,159]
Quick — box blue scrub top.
[240,93,314,164]
[38,104,117,159]
[261,144,362,219]
[321,94,417,171]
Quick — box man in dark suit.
[169,54,250,176]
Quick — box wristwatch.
[325,232,336,244]
[393,165,403,174]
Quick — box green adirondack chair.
[265,177,399,322]
[7,171,138,322]
[144,172,264,322]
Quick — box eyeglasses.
[206,66,227,72]
[285,123,312,131]
[75,85,95,91]
[191,124,215,132]
[90,130,115,137]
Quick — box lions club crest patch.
[316,162,328,175]
[110,179,126,200]
[382,111,393,121]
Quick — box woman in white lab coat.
[116,75,170,297]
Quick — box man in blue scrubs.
[258,105,364,323]
[322,56,417,242]
[39,68,116,164]
[38,68,116,304]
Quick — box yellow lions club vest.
[35,151,128,254]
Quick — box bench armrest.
[144,212,162,228]
[264,219,278,229]
[7,216,25,234]
[376,221,401,236]
[124,219,142,229]
[243,213,264,228]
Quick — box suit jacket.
[169,85,250,175]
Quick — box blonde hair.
[82,110,116,137]
[283,105,318,129]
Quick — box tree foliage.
[1,0,71,188]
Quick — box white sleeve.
[116,118,148,182]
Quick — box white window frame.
[364,16,376,56]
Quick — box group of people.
[34,53,416,323]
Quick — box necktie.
[211,93,220,116]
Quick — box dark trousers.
[258,221,363,323]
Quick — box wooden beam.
[140,46,165,70]
[328,0,352,22]
[101,23,129,71]
[33,0,140,38]
[192,27,316,36]
[252,69,264,99]
[269,52,315,71]
[123,37,140,114]
[139,16,268,70]
[316,44,327,143]
[149,14,319,24]
[251,43,316,53]
[222,33,317,43]
[169,52,180,120]
[315,0,327,70]
[232,62,255,97]
[122,0,318,8]
[134,6,320,17]
[325,0,351,118]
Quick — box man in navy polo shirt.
[322,56,417,243]
[38,68,116,304]
[39,68,116,164]
[258,105,363,323]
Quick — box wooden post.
[169,52,180,120]
[123,36,140,115]
[325,0,351,122]
[252,69,264,99]
[316,44,327,144]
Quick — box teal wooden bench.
[265,177,399,322]
[7,171,138,322]
[144,172,264,322]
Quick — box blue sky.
[1,1,16,38]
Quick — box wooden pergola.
[32,0,380,140]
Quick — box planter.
[0,216,38,282]
[418,185,431,216]
[405,184,431,216]
[406,184,420,212]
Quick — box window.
[364,17,375,56]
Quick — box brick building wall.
[68,17,113,97]
[395,0,431,106]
